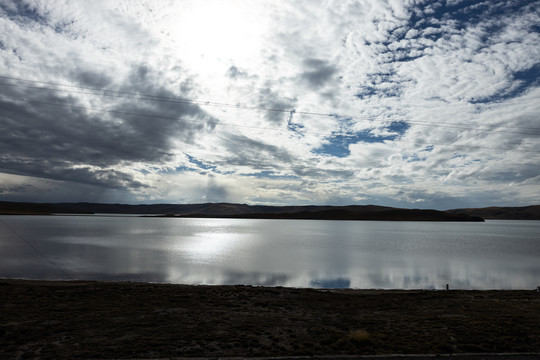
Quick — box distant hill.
[447,205,540,220]
[0,201,90,215]
[0,201,393,216]
[177,208,484,222]
[0,201,484,221]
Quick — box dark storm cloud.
[0,155,147,189]
[0,93,170,166]
[257,87,296,124]
[120,65,217,136]
[300,58,338,88]
[0,66,217,188]
[72,70,113,88]
[218,133,293,169]
[291,165,354,180]
[0,1,49,27]
[0,182,32,196]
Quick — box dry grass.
[347,329,372,343]
[1,280,540,359]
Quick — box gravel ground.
[1,280,540,359]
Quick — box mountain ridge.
[0,201,395,216]
[447,205,540,220]
[2,201,538,220]
[0,200,501,221]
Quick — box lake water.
[1,215,539,289]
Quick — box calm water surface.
[1,215,539,289]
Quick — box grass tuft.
[347,329,371,343]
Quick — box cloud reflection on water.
[1,216,539,289]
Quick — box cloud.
[257,87,297,124]
[226,66,249,80]
[0,60,217,189]
[300,58,338,88]
[216,133,294,170]
[0,172,134,203]
[0,0,539,209]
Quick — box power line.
[2,81,539,137]
[3,77,539,133]
[167,135,540,177]
[0,95,338,137]
[1,95,538,153]
[1,74,539,135]
[0,74,331,116]
[0,217,73,280]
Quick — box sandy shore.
[1,279,539,359]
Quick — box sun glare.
[167,1,268,75]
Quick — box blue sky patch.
[185,154,216,171]
[407,1,537,37]
[355,86,377,99]
[241,170,298,179]
[356,84,403,99]
[313,121,410,157]
[310,277,350,289]
[470,64,540,104]
[357,0,538,104]
[387,121,409,135]
[287,111,305,136]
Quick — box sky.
[0,0,539,209]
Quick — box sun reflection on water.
[183,233,236,263]
[178,220,251,264]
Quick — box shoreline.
[1,279,539,359]
[2,277,539,291]
[2,201,539,220]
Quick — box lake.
[1,215,539,289]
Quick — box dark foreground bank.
[1,280,539,359]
